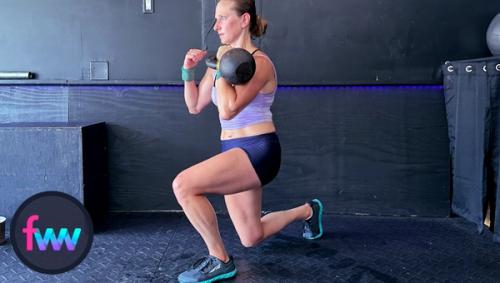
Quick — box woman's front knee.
[172,172,192,202]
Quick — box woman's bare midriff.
[220,121,276,140]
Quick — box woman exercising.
[175,0,324,282]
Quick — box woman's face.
[214,0,244,45]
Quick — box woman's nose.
[213,20,220,31]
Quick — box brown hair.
[219,0,268,38]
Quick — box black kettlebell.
[205,48,256,85]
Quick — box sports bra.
[211,51,277,130]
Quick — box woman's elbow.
[219,104,239,120]
[188,107,201,115]
[219,110,236,120]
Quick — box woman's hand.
[216,45,233,61]
[183,49,208,69]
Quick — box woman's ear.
[241,12,251,29]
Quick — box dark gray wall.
[0,0,499,84]
[259,0,500,84]
[0,0,201,83]
[0,0,474,216]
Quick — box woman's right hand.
[183,49,208,69]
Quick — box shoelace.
[304,221,312,233]
[191,256,212,271]
[191,256,218,273]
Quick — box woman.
[175,0,324,282]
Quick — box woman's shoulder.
[252,50,277,92]
[253,50,275,70]
[253,49,272,60]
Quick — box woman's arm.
[184,68,215,114]
[182,49,215,114]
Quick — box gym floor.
[1,212,499,282]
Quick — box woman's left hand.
[216,45,233,61]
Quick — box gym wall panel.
[269,86,449,216]
[0,84,449,216]
[65,86,448,216]
[0,86,68,122]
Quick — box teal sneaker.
[303,199,324,240]
[178,255,237,283]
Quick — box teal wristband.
[215,70,222,81]
[181,67,195,81]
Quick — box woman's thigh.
[174,147,260,196]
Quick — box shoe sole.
[180,268,237,283]
[305,199,323,240]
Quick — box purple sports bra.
[211,53,277,130]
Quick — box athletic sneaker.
[303,199,324,240]
[178,255,237,283]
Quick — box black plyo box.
[0,122,107,226]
